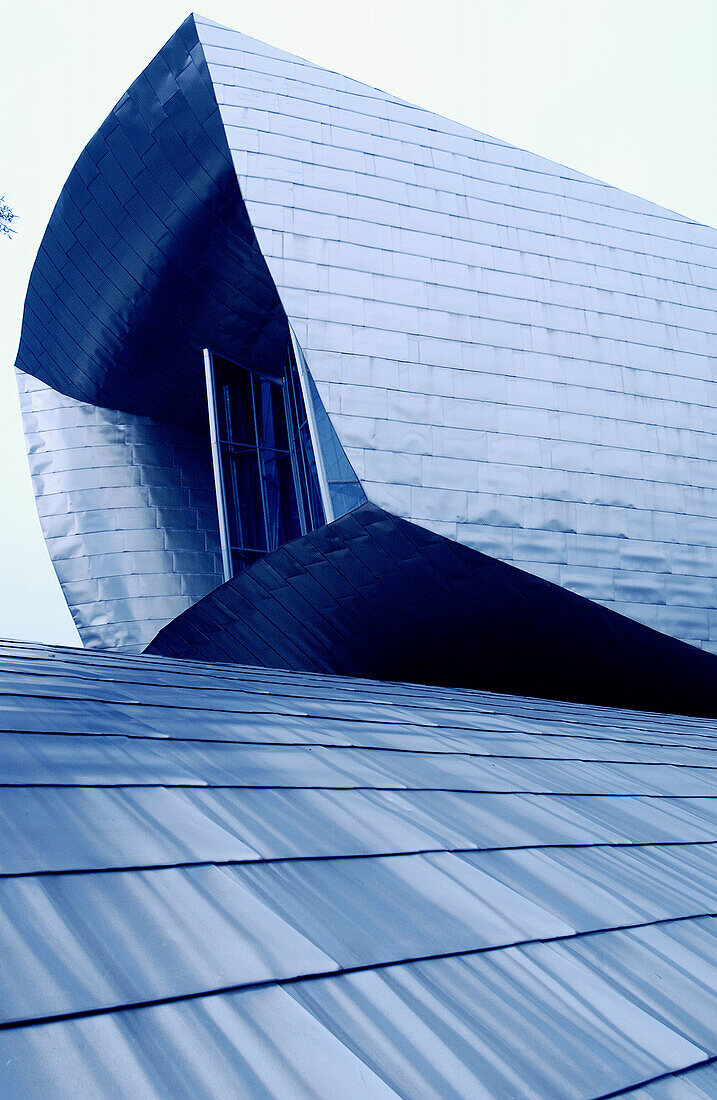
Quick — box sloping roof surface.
[1,639,716,1097]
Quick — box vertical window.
[205,346,325,580]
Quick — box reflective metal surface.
[285,930,707,1098]
[9,17,717,1086]
[14,15,287,432]
[148,501,717,717]
[0,983,400,1099]
[13,16,361,651]
[196,15,717,654]
[16,368,224,652]
[15,13,717,654]
[0,638,716,1096]
[618,1062,717,1098]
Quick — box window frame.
[203,346,325,582]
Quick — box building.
[15,13,717,657]
[5,13,717,1098]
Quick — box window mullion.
[203,348,233,582]
[283,368,308,536]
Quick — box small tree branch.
[0,195,17,237]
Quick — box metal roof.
[1,638,716,1096]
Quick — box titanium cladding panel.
[15,13,717,654]
[16,369,223,653]
[1,639,717,1096]
[13,15,364,651]
[193,15,717,654]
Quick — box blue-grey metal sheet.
[271,746,658,793]
[0,735,387,788]
[559,917,717,1053]
[285,931,707,1099]
[8,731,716,794]
[0,932,711,1099]
[0,786,257,875]
[192,14,717,656]
[156,787,717,859]
[10,689,717,759]
[153,741,403,789]
[0,640,716,1097]
[0,984,400,1099]
[0,865,337,1023]
[617,1061,717,1098]
[0,694,164,736]
[0,732,202,786]
[231,851,572,969]
[5,784,713,877]
[7,686,717,758]
[392,790,717,847]
[459,844,717,930]
[284,747,717,795]
[174,786,471,859]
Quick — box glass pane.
[285,359,325,532]
[298,421,325,528]
[216,361,255,445]
[255,375,290,452]
[262,451,302,549]
[222,449,267,552]
[210,347,326,578]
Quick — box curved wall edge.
[147,501,717,718]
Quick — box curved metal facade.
[148,502,717,718]
[15,15,287,434]
[193,15,717,654]
[15,13,717,654]
[14,15,362,650]
[16,369,223,652]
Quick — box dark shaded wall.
[15,14,288,434]
[148,502,717,717]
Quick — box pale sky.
[1,0,715,646]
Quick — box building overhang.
[15,15,287,433]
